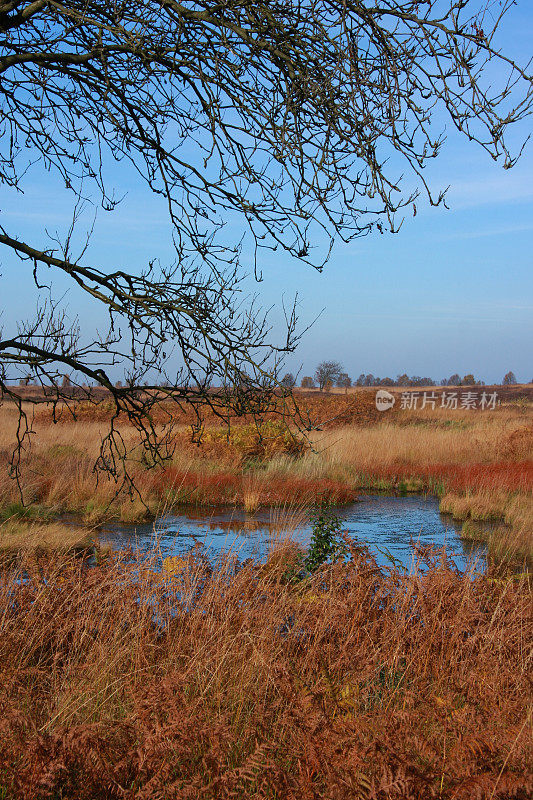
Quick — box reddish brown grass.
[0,542,531,799]
[364,461,533,494]
[32,390,386,429]
[138,467,357,508]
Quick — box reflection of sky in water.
[100,495,487,572]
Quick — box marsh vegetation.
[0,389,531,798]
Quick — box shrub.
[207,420,306,462]
[305,505,346,572]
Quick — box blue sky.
[1,3,532,385]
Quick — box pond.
[99,494,488,572]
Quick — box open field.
[0,542,531,799]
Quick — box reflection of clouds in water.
[100,495,487,572]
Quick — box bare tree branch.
[0,0,531,491]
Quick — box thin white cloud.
[445,170,533,209]
[341,310,532,324]
[437,221,533,241]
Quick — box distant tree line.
[16,369,523,390]
[288,366,524,391]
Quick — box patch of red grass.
[137,467,357,507]
[248,475,357,506]
[138,468,241,505]
[372,461,533,494]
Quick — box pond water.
[99,494,487,572]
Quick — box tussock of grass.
[442,492,533,565]
[439,491,508,522]
[0,541,531,798]
[460,519,487,541]
[0,520,94,556]
[242,484,261,514]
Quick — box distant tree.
[280,373,296,389]
[115,380,123,389]
[61,374,71,389]
[503,371,517,385]
[355,374,366,387]
[397,374,410,387]
[364,374,375,387]
[407,376,432,387]
[337,373,352,393]
[448,374,461,386]
[440,378,448,387]
[380,377,395,387]
[315,361,343,391]
[301,376,315,389]
[462,374,475,385]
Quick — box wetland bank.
[1,389,531,566]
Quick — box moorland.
[0,386,531,799]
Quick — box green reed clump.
[304,504,346,573]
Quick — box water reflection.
[99,494,487,571]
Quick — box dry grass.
[0,399,531,563]
[0,540,531,799]
[440,491,533,565]
[0,520,94,557]
[1,394,532,796]
[307,409,533,563]
[242,475,262,513]
[311,407,533,471]
[0,403,356,521]
[439,491,510,521]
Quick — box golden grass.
[0,519,94,555]
[242,474,262,513]
[2,396,531,473]
[440,491,533,565]
[311,406,533,470]
[439,491,510,521]
[0,400,358,524]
